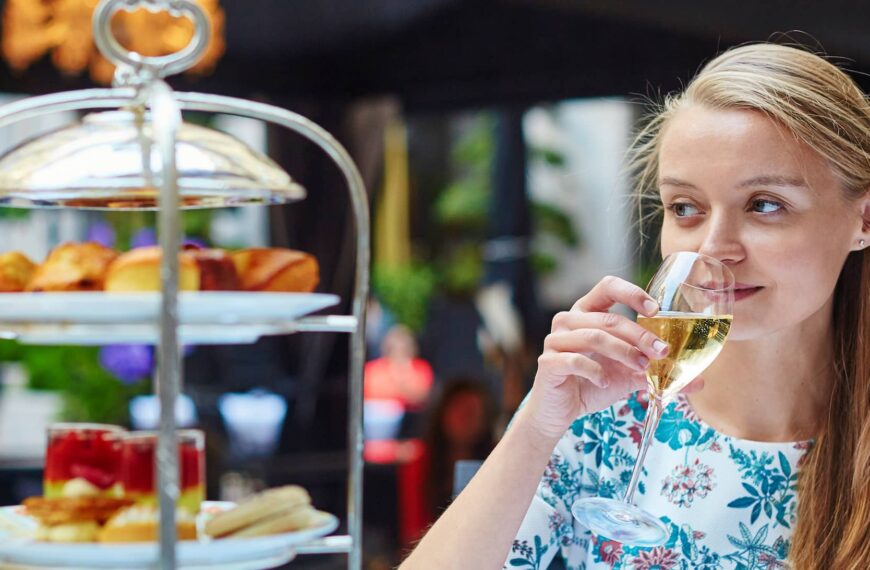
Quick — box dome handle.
[92,0,211,85]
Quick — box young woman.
[401,43,870,569]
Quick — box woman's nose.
[697,213,746,265]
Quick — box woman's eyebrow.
[737,175,808,189]
[659,175,809,190]
[658,176,697,189]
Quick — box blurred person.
[402,43,870,569]
[365,324,433,411]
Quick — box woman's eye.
[669,202,700,217]
[750,199,784,214]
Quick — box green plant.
[432,114,580,288]
[103,210,213,249]
[372,263,437,333]
[0,340,149,424]
[373,112,583,327]
[0,207,29,220]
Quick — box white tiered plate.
[0,502,339,569]
[0,292,345,345]
[0,292,339,324]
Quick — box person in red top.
[364,325,434,411]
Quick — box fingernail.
[653,340,668,354]
[643,299,658,315]
[636,355,649,370]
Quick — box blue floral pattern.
[504,392,811,570]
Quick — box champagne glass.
[571,251,734,546]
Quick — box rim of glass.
[661,251,735,292]
[48,422,126,433]
[121,429,204,443]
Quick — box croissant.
[26,242,117,292]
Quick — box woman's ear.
[855,192,870,251]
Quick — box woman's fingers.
[537,352,609,388]
[573,275,659,317]
[551,310,669,360]
[544,328,650,373]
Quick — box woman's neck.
[687,302,835,443]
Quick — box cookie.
[204,485,310,538]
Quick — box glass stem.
[623,393,665,505]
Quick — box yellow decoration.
[375,119,412,270]
[2,0,225,84]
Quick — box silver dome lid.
[0,109,305,209]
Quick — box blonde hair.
[627,43,870,569]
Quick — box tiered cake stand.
[0,1,368,568]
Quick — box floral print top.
[504,391,811,570]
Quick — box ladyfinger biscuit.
[204,485,310,538]
[229,505,319,538]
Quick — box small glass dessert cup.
[44,423,125,498]
[120,430,205,514]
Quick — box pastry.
[35,521,101,543]
[24,496,134,542]
[97,505,197,543]
[25,242,117,292]
[24,496,133,526]
[204,485,312,538]
[189,246,241,291]
[105,245,240,292]
[231,248,319,293]
[0,251,36,292]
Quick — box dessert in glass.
[44,423,125,498]
[120,430,205,514]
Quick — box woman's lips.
[734,285,763,301]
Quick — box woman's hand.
[524,276,672,441]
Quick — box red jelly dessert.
[120,430,205,514]
[44,423,125,498]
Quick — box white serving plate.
[0,502,339,569]
[0,292,340,325]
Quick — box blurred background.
[0,1,867,568]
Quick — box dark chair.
[452,459,483,498]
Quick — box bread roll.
[0,251,36,292]
[105,246,240,292]
[231,248,319,293]
[26,242,117,292]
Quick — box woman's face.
[658,105,867,341]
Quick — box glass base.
[571,497,669,547]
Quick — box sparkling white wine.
[637,312,732,400]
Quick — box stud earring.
[861,239,867,248]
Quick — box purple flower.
[183,237,208,249]
[130,227,208,250]
[130,228,157,248]
[86,222,116,248]
[99,344,153,384]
